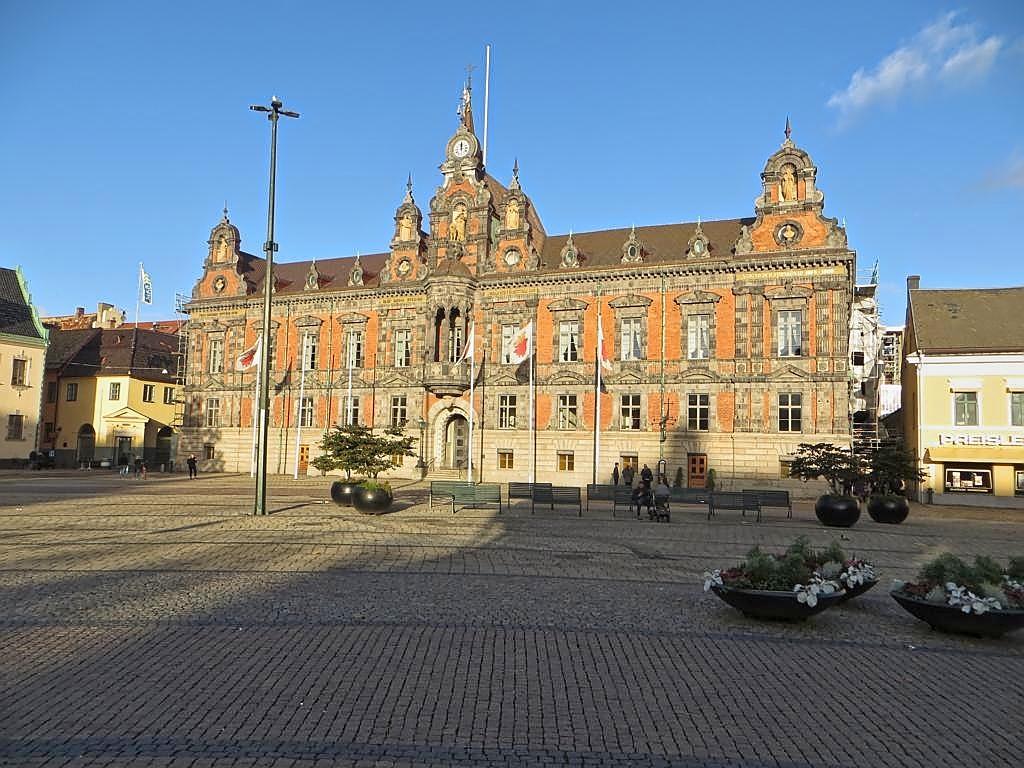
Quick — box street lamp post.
[415,418,427,478]
[250,96,299,516]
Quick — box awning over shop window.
[925,447,1024,463]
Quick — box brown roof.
[910,287,1024,353]
[242,252,390,295]
[0,267,45,339]
[46,327,179,381]
[539,219,753,270]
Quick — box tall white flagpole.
[483,44,491,166]
[346,332,354,426]
[135,262,142,327]
[250,338,262,477]
[594,303,602,486]
[292,341,307,479]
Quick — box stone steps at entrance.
[427,468,466,481]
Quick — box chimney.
[907,275,920,291]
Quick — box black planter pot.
[868,495,910,524]
[330,480,361,507]
[836,579,878,604]
[710,584,844,621]
[814,495,861,527]
[891,591,1024,639]
[353,485,393,515]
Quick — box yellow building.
[0,267,48,465]
[902,277,1024,507]
[41,328,180,469]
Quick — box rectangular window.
[301,332,319,371]
[498,450,514,469]
[390,453,405,468]
[501,324,517,364]
[142,384,155,403]
[343,396,360,426]
[345,330,364,369]
[298,396,314,427]
[779,459,792,479]
[7,414,25,441]
[498,394,517,429]
[163,386,174,404]
[687,314,711,360]
[208,337,224,373]
[620,394,641,430]
[109,382,121,400]
[778,393,802,432]
[393,329,412,368]
[66,382,78,402]
[557,394,578,429]
[203,444,215,461]
[558,321,580,362]
[687,393,710,431]
[205,397,221,428]
[851,351,865,367]
[390,395,407,429]
[557,452,575,472]
[954,391,978,426]
[1012,392,1024,427]
[46,381,57,403]
[11,358,27,386]
[447,324,464,363]
[620,317,643,361]
[777,309,802,357]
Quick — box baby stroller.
[651,493,671,523]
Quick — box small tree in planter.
[316,425,416,510]
[788,442,863,527]
[865,442,926,524]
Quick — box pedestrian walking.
[133,456,142,479]
[611,462,620,486]
[139,460,147,480]
[622,464,635,488]
[640,463,653,485]
[187,454,198,479]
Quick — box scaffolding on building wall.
[170,292,190,468]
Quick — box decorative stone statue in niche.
[505,199,520,230]
[399,213,415,241]
[780,164,798,202]
[451,204,467,242]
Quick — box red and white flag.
[236,335,262,371]
[597,313,612,371]
[455,322,476,366]
[506,321,533,364]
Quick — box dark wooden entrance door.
[687,453,707,488]
[298,445,309,475]
[444,416,468,469]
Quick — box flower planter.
[814,495,861,527]
[353,485,393,515]
[891,591,1024,639]
[710,584,844,621]
[330,480,361,507]
[836,578,878,604]
[867,495,909,524]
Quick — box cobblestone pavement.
[0,472,1021,768]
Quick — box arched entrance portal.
[442,415,468,469]
[76,424,96,464]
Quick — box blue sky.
[3,1,1022,325]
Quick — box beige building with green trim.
[0,267,48,465]
[902,277,1024,507]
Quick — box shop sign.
[938,433,1024,447]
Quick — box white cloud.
[828,12,1004,120]
[981,152,1024,190]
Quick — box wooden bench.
[612,486,638,518]
[429,481,502,514]
[533,485,582,517]
[585,484,616,514]
[744,489,792,518]
[708,491,761,522]
[509,482,550,507]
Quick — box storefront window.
[944,467,992,493]
[1016,469,1024,497]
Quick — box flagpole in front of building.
[250,96,299,516]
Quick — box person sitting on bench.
[632,480,653,517]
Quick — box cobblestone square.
[0,472,1021,767]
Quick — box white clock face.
[452,138,471,158]
[693,239,705,255]
[504,249,520,266]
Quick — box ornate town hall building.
[183,89,856,487]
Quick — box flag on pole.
[455,322,475,365]
[236,335,263,370]
[597,313,612,372]
[506,321,533,364]
[140,266,153,305]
